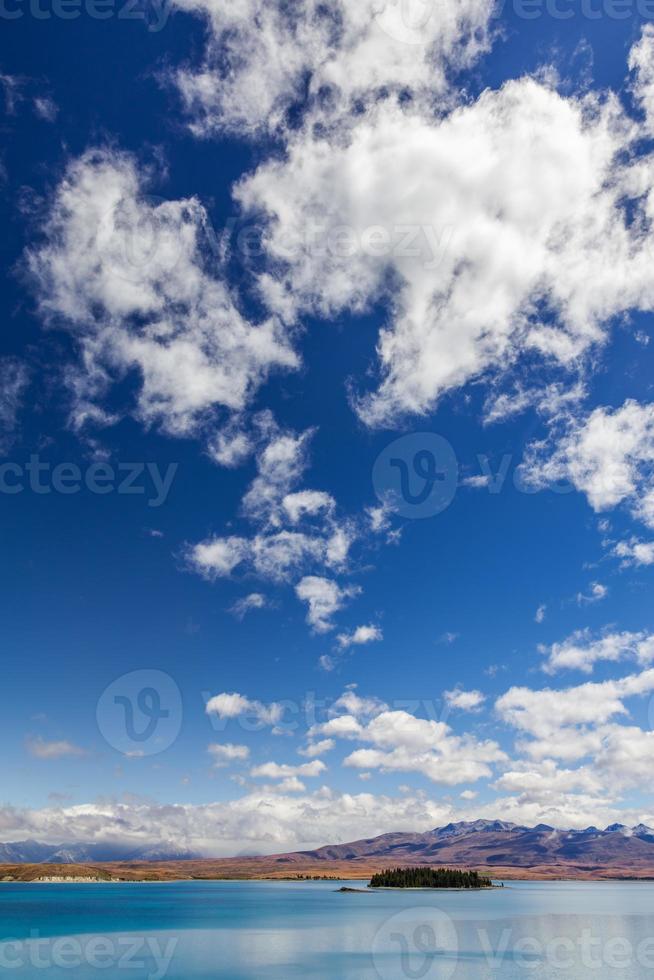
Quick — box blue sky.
[2,0,654,854]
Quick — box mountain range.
[277,819,654,875]
[0,840,200,864]
[4,821,654,879]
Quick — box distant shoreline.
[5,875,654,885]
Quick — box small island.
[369,867,494,889]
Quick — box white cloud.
[523,400,654,529]
[342,708,506,785]
[329,689,387,719]
[0,72,22,114]
[462,474,492,488]
[207,423,253,468]
[0,790,456,856]
[630,23,654,136]
[594,724,654,789]
[496,669,654,761]
[208,743,250,767]
[316,704,506,785]
[541,628,654,674]
[205,692,283,727]
[483,380,587,427]
[295,576,359,633]
[444,689,486,712]
[494,759,604,796]
[298,739,335,758]
[336,624,383,649]
[33,95,58,122]
[188,530,329,583]
[228,593,269,619]
[189,537,250,579]
[26,737,86,760]
[188,420,357,601]
[0,358,29,452]
[314,714,364,739]
[242,423,314,525]
[577,582,608,605]
[535,604,547,624]
[614,538,654,567]
[282,490,335,524]
[27,149,298,438]
[237,68,654,427]
[170,0,494,137]
[250,760,327,779]
[251,531,333,581]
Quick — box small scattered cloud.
[462,474,491,488]
[26,737,86,760]
[0,72,22,114]
[540,628,654,675]
[295,576,360,633]
[336,624,382,650]
[523,400,654,531]
[577,582,608,605]
[0,358,29,453]
[614,538,654,567]
[444,689,486,712]
[250,760,327,779]
[299,739,335,758]
[205,692,283,726]
[33,95,58,122]
[228,592,270,619]
[208,743,250,767]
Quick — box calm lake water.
[0,879,653,978]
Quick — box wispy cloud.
[26,737,86,760]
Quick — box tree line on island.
[369,867,494,888]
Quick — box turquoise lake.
[1,880,654,978]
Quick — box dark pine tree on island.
[369,867,494,888]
